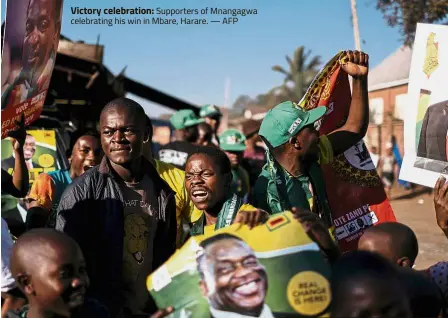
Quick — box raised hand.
[341,50,369,79]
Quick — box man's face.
[23,0,57,72]
[100,106,148,166]
[28,241,89,316]
[184,125,199,143]
[334,277,411,318]
[23,135,36,160]
[69,136,103,178]
[185,154,229,211]
[200,238,267,315]
[295,124,320,159]
[225,151,243,168]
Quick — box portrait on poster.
[1,0,63,138]
[400,23,448,187]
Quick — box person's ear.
[397,257,412,268]
[16,273,35,295]
[143,126,150,144]
[289,136,301,150]
[199,280,209,298]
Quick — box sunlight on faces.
[69,136,103,177]
[100,106,148,165]
[16,240,89,316]
[199,239,267,313]
[185,154,230,211]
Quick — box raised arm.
[327,51,369,156]
[1,115,29,197]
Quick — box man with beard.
[1,0,62,107]
[2,134,42,171]
[56,98,177,317]
[252,51,370,226]
[200,104,222,146]
[158,109,204,169]
[196,234,273,318]
[25,132,103,229]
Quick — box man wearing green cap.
[200,104,222,146]
[158,109,204,170]
[252,50,370,227]
[219,129,251,203]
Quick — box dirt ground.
[389,186,447,269]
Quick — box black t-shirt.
[158,141,196,170]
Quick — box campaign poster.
[1,0,63,138]
[297,51,396,252]
[400,23,448,187]
[147,212,332,318]
[1,129,58,184]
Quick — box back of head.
[359,222,418,267]
[331,251,411,318]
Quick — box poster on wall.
[400,23,448,188]
[147,212,332,318]
[1,129,58,184]
[1,0,64,138]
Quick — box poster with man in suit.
[401,23,448,187]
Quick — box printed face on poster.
[1,0,63,138]
[400,23,448,188]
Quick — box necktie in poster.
[298,51,397,252]
[1,0,64,138]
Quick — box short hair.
[364,222,419,264]
[27,0,63,23]
[187,145,231,175]
[100,97,146,126]
[66,130,100,158]
[197,234,245,279]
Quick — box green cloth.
[199,104,222,118]
[190,193,243,236]
[231,167,250,199]
[219,129,247,152]
[259,101,327,148]
[170,109,204,130]
[257,151,333,226]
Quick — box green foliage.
[376,0,448,46]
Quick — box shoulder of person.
[59,167,100,202]
[80,298,110,318]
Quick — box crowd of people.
[1,51,447,317]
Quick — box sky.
[1,0,404,117]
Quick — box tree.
[376,0,448,46]
[232,95,253,109]
[270,46,321,103]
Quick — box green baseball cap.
[219,129,247,152]
[259,101,327,148]
[200,104,222,118]
[170,109,204,130]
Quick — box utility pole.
[224,77,231,107]
[350,0,361,51]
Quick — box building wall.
[366,84,407,157]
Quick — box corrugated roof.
[368,46,412,91]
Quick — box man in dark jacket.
[56,98,177,317]
[417,100,448,163]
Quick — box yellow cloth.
[153,160,200,246]
[318,134,334,165]
[203,203,257,235]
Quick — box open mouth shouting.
[191,187,210,203]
